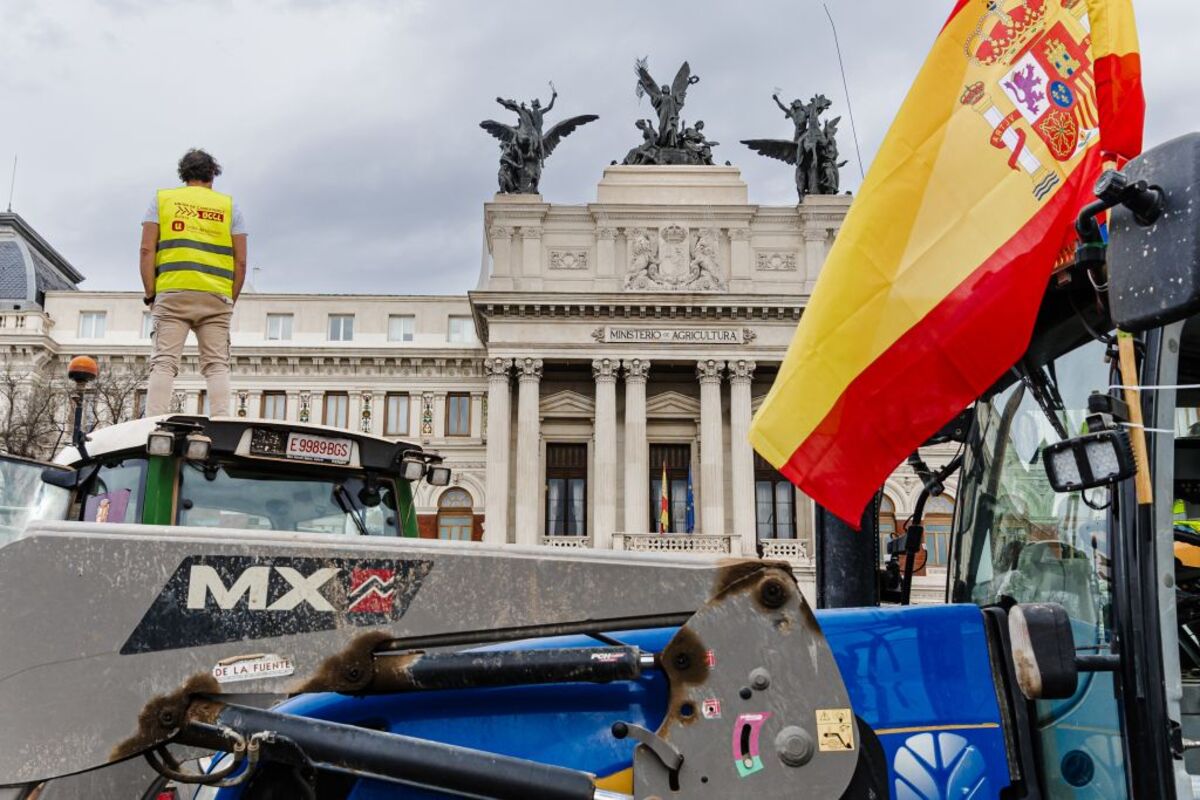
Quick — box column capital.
[520,226,542,240]
[489,225,513,240]
[696,359,726,385]
[728,359,757,384]
[592,358,619,383]
[515,357,544,382]
[802,226,830,243]
[622,358,651,383]
[596,226,618,240]
[729,227,752,241]
[485,357,513,381]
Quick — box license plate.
[284,432,352,464]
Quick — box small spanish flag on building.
[659,462,670,534]
[750,0,1143,525]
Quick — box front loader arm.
[0,521,860,798]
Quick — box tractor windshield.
[0,457,70,546]
[176,461,401,536]
[951,338,1129,797]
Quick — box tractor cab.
[1,413,449,544]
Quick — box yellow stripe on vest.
[155,186,235,298]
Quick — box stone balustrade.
[539,535,594,549]
[612,533,735,555]
[0,313,47,333]
[759,538,812,566]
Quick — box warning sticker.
[701,698,722,719]
[815,708,855,752]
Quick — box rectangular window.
[546,443,587,536]
[266,313,293,341]
[260,391,287,420]
[324,392,349,428]
[447,316,474,343]
[134,390,147,419]
[754,453,795,539]
[78,311,106,339]
[385,393,410,436]
[141,312,153,339]
[197,391,210,416]
[649,444,692,533]
[388,315,415,342]
[327,315,354,342]
[446,393,471,436]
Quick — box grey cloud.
[2,0,1196,294]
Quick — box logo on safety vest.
[171,220,185,232]
[172,202,226,223]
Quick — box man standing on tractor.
[140,148,246,417]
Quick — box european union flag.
[685,465,695,533]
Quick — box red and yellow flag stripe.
[750,0,1143,525]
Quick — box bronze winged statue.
[620,59,718,166]
[743,93,845,200]
[481,87,598,194]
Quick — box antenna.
[6,155,16,212]
[823,4,866,182]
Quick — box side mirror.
[1042,428,1135,492]
[1009,603,1120,700]
[1109,132,1200,332]
[40,466,79,489]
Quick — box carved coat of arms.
[959,0,1097,201]
[625,225,726,292]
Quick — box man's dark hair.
[177,149,222,183]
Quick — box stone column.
[484,358,512,545]
[592,358,618,550]
[370,391,385,435]
[622,358,650,535]
[729,359,757,556]
[432,392,447,438]
[520,227,542,284]
[513,357,543,545]
[697,359,726,538]
[285,390,300,422]
[596,226,617,286]
[803,227,828,292]
[729,227,752,280]
[489,226,514,290]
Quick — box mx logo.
[122,555,432,654]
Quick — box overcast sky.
[2,0,1196,295]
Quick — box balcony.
[612,533,736,555]
[538,535,593,549]
[758,538,812,567]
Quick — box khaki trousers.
[146,290,233,417]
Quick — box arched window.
[924,493,956,566]
[437,488,474,541]
[878,493,898,562]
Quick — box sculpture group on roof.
[480,57,845,201]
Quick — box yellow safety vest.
[154,186,235,298]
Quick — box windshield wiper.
[333,484,370,537]
[1013,360,1070,441]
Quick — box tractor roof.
[55,415,424,473]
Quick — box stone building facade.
[0,168,956,600]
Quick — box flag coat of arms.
[749,0,1143,525]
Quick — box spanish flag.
[659,462,670,533]
[749,0,1143,525]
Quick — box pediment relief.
[540,389,595,418]
[645,390,701,419]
